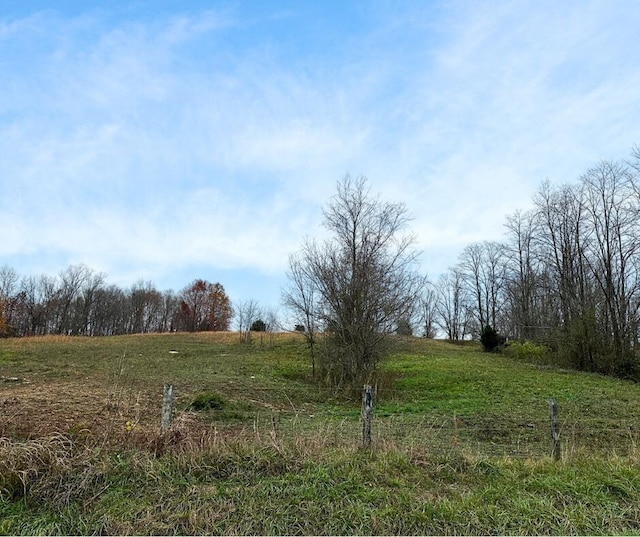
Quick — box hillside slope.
[1,333,640,534]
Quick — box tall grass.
[2,424,640,535]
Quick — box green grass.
[2,437,640,535]
[2,333,640,534]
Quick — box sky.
[2,0,640,312]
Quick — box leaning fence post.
[548,398,561,461]
[161,384,174,434]
[362,384,373,448]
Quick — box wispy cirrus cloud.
[2,1,640,303]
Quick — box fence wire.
[223,402,640,460]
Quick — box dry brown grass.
[0,378,157,439]
[0,433,80,504]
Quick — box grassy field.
[1,332,640,534]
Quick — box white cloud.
[2,1,640,303]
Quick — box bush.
[480,325,505,353]
[395,318,413,337]
[251,319,267,332]
[503,341,549,362]
[187,392,226,411]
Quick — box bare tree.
[504,210,542,340]
[283,253,320,376]
[55,264,93,334]
[0,266,19,334]
[0,266,227,337]
[39,274,62,335]
[75,270,106,335]
[628,144,640,176]
[458,241,507,336]
[16,276,40,335]
[160,290,179,332]
[581,160,640,373]
[0,265,18,299]
[532,181,600,369]
[262,307,280,347]
[419,283,438,338]
[285,175,423,387]
[435,267,471,341]
[89,285,127,335]
[234,299,262,343]
[128,280,164,334]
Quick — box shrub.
[187,392,226,411]
[251,319,267,332]
[480,325,505,353]
[395,318,413,337]
[503,341,549,361]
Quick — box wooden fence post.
[548,398,561,461]
[362,384,373,448]
[161,384,174,434]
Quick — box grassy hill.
[1,333,640,534]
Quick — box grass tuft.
[186,391,226,411]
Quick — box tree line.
[0,265,232,337]
[282,149,640,387]
[427,147,640,378]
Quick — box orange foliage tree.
[0,297,9,337]
[176,279,232,331]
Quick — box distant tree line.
[0,265,232,337]
[426,147,640,378]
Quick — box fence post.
[362,384,373,448]
[161,384,174,434]
[548,398,561,461]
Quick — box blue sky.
[2,0,640,312]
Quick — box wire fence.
[4,377,637,461]
[110,379,640,460]
[201,399,640,460]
